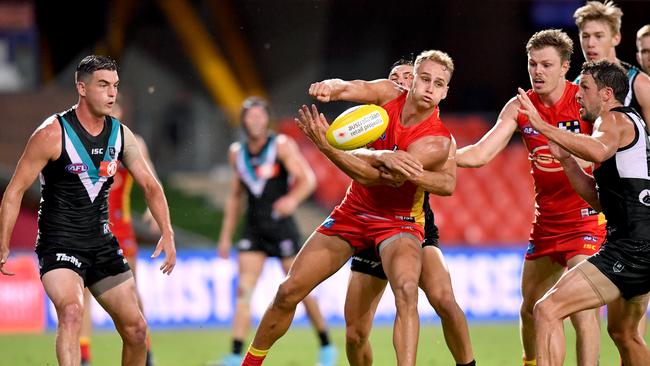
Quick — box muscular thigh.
[95,277,143,325]
[419,246,453,298]
[521,256,565,305]
[345,271,387,328]
[238,251,267,288]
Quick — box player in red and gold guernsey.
[80,102,159,366]
[241,50,455,366]
[456,29,604,366]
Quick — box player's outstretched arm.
[273,135,316,218]
[0,118,60,275]
[309,78,402,105]
[296,104,421,186]
[122,125,176,275]
[456,97,518,168]
[517,88,622,163]
[548,141,601,211]
[217,144,245,259]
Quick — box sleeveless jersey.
[235,134,292,227]
[516,81,600,227]
[340,92,451,225]
[108,164,137,241]
[575,61,642,113]
[594,107,650,241]
[38,107,123,248]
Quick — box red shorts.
[316,205,424,253]
[111,222,138,258]
[525,222,606,266]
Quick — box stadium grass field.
[0,322,631,365]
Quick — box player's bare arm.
[633,71,650,125]
[517,88,632,163]
[122,125,176,275]
[135,135,161,233]
[456,97,519,167]
[217,143,245,259]
[296,104,421,186]
[409,138,457,196]
[309,78,403,105]
[273,134,317,218]
[548,141,601,211]
[0,118,61,275]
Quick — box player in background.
[213,97,336,366]
[521,59,650,366]
[80,102,160,366]
[344,58,475,366]
[240,49,455,366]
[455,30,603,366]
[573,1,650,124]
[636,25,650,74]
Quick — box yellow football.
[325,104,389,150]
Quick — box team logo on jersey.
[613,261,625,273]
[65,163,89,174]
[238,239,252,250]
[99,161,118,177]
[582,235,599,243]
[378,132,387,141]
[108,147,116,159]
[321,216,335,229]
[580,207,599,218]
[255,163,280,179]
[639,189,650,207]
[529,146,562,172]
[526,242,535,254]
[522,126,539,136]
[557,120,581,133]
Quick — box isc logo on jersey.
[326,104,389,150]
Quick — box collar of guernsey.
[59,114,122,203]
[236,134,277,198]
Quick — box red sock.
[241,345,268,366]
[80,337,92,361]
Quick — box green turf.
[0,322,631,365]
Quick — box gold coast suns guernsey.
[517,81,603,234]
[108,165,136,242]
[339,92,451,225]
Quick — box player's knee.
[57,302,84,327]
[392,278,419,306]
[429,291,460,318]
[122,316,148,346]
[608,322,641,347]
[345,322,370,348]
[532,298,556,326]
[274,280,304,310]
[236,285,254,305]
[520,298,536,320]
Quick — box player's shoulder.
[32,114,62,142]
[229,141,242,155]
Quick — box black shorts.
[238,219,302,258]
[587,238,650,300]
[36,237,131,288]
[350,223,440,280]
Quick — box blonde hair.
[414,50,455,81]
[573,1,623,36]
[637,24,650,41]
[526,29,574,63]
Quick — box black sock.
[457,361,476,366]
[317,331,330,347]
[232,339,244,355]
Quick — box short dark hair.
[240,96,270,123]
[390,57,414,70]
[580,60,629,104]
[75,55,118,83]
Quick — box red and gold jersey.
[516,81,603,234]
[339,92,451,225]
[108,164,137,247]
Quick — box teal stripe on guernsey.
[242,135,275,181]
[104,117,120,161]
[60,116,101,184]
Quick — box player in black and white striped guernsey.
[517,59,650,366]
